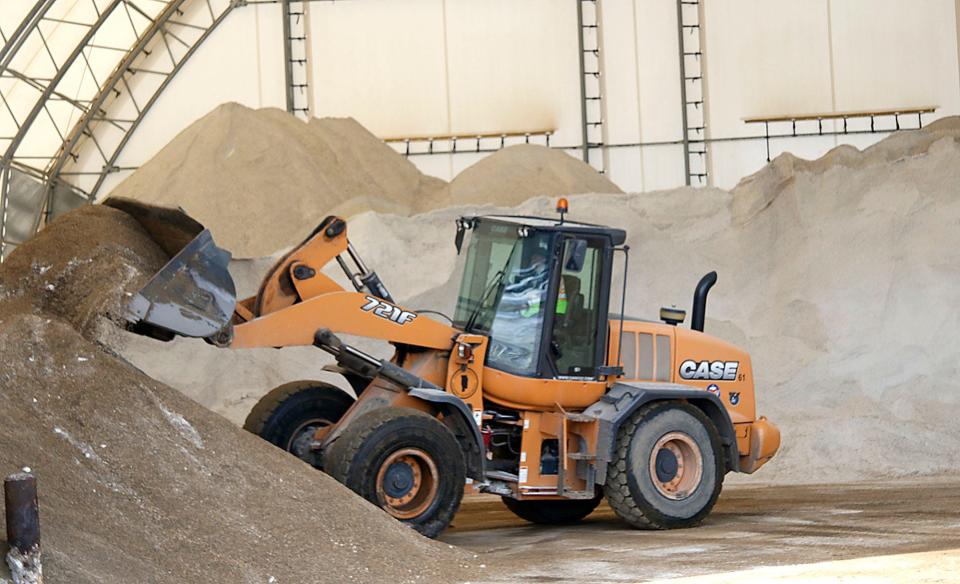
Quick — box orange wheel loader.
[112,197,780,538]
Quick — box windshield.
[454,221,553,375]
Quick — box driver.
[488,247,576,371]
[500,252,549,315]
[498,249,574,320]
[487,250,553,372]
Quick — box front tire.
[502,494,602,525]
[243,382,354,469]
[604,402,724,529]
[325,407,466,538]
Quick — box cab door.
[478,232,615,410]
[543,235,612,380]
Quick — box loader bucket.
[104,198,237,340]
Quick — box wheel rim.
[648,431,703,500]
[375,448,439,520]
[286,418,332,461]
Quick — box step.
[485,470,518,483]
[560,489,598,500]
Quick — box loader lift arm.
[228,215,457,350]
[115,199,458,352]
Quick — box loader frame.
[118,199,781,535]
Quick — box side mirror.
[454,217,474,255]
[564,239,588,272]
[454,223,466,254]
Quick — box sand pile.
[108,103,445,257]
[733,116,960,223]
[109,104,619,257]
[0,209,473,583]
[428,144,622,209]
[118,118,960,486]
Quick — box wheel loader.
[111,196,780,538]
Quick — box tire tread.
[603,401,724,530]
[325,407,465,538]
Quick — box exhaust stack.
[690,271,717,332]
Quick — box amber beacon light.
[556,197,569,222]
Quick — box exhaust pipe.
[690,271,717,332]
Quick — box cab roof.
[466,214,627,246]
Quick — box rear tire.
[243,382,354,469]
[502,494,602,525]
[325,407,465,538]
[604,402,724,529]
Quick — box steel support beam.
[1,0,126,253]
[281,0,296,113]
[575,0,589,164]
[0,1,238,260]
[676,0,691,185]
[81,2,237,199]
[0,0,57,75]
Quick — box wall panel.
[2,0,958,196]
[703,0,834,139]
[830,0,960,115]
[309,0,449,138]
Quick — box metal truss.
[576,0,606,174]
[0,0,236,259]
[281,0,311,119]
[677,0,707,186]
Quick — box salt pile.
[109,103,444,257]
[433,143,622,209]
[110,103,618,257]
[121,117,960,486]
[0,207,473,583]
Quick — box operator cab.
[452,211,626,381]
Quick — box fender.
[316,383,486,482]
[312,329,484,479]
[583,381,740,484]
[408,387,485,481]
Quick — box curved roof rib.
[0,0,236,259]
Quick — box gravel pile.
[0,207,474,583]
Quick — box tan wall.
[705,0,960,186]
[308,0,580,180]
[601,0,686,191]
[2,0,959,194]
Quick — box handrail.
[382,129,555,143]
[744,106,937,124]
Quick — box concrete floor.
[642,548,960,583]
[442,476,960,583]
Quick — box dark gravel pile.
[0,206,473,584]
